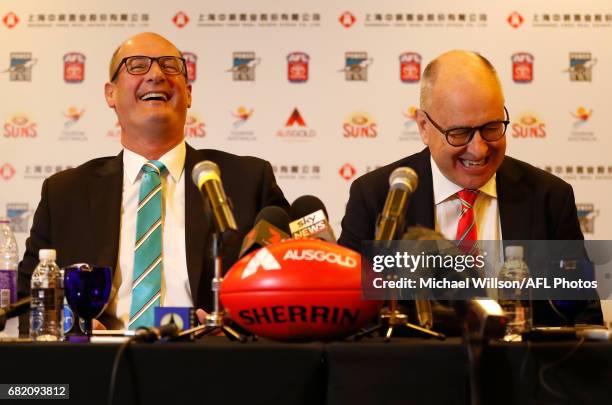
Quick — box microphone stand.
[176,233,246,342]
[353,223,446,341]
[353,286,446,341]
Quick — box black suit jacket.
[18,144,289,317]
[338,148,602,325]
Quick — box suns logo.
[3,115,37,138]
[511,113,546,138]
[184,114,206,138]
[343,112,378,138]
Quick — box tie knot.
[142,160,166,176]
[457,189,478,206]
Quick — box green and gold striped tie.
[128,160,166,330]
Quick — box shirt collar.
[123,141,186,184]
[430,156,497,204]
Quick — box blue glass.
[64,264,112,336]
[548,260,593,326]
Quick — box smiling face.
[104,33,192,154]
[417,51,506,190]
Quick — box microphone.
[401,226,505,335]
[0,296,31,331]
[375,167,418,241]
[289,195,336,243]
[192,161,238,243]
[133,323,180,343]
[239,206,291,258]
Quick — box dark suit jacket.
[338,148,602,326]
[18,144,289,319]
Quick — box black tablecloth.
[1,337,610,405]
[327,338,612,405]
[0,339,326,405]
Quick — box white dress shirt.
[430,156,504,277]
[105,141,193,328]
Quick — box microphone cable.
[107,324,179,405]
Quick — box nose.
[144,60,166,82]
[466,129,488,156]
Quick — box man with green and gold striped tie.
[18,32,289,331]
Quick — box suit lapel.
[184,145,210,305]
[497,158,532,240]
[405,148,435,230]
[90,152,123,271]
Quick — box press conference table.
[1,337,610,405]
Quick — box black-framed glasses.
[422,106,510,147]
[110,55,187,82]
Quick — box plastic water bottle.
[498,245,532,341]
[30,249,64,341]
[0,217,18,308]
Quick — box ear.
[186,83,192,108]
[415,109,430,145]
[104,82,116,108]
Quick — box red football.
[220,239,382,341]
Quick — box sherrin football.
[220,239,382,341]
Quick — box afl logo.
[63,52,85,83]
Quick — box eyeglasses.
[422,107,510,147]
[110,55,187,82]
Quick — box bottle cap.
[39,249,57,261]
[505,245,524,259]
[0,217,10,224]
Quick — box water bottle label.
[0,289,8,307]
[0,269,17,306]
[32,288,63,310]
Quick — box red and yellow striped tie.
[456,189,479,254]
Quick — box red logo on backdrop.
[339,11,356,28]
[339,164,357,181]
[4,115,37,138]
[183,52,197,82]
[2,12,19,29]
[0,164,16,180]
[286,108,307,127]
[287,52,309,83]
[63,52,85,83]
[399,52,421,83]
[507,12,524,28]
[173,11,189,28]
[512,52,533,83]
[276,108,316,138]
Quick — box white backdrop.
[1,0,611,296]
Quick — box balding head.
[415,50,507,190]
[104,32,192,160]
[108,32,183,81]
[420,50,503,111]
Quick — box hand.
[92,319,107,330]
[195,308,209,325]
[195,308,224,336]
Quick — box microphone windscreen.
[389,167,418,192]
[290,195,329,220]
[255,206,291,234]
[191,160,220,187]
